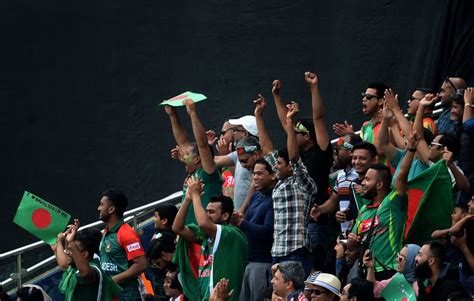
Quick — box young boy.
[432,203,469,239]
[151,204,178,241]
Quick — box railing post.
[132,215,138,231]
[16,253,22,289]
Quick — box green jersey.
[352,190,407,272]
[182,167,222,224]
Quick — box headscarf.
[23,284,52,301]
[403,244,421,283]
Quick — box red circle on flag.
[32,209,52,229]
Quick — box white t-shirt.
[227,151,252,209]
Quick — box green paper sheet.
[160,91,207,107]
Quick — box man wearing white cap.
[304,273,341,301]
[215,115,259,210]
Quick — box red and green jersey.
[352,191,407,272]
[100,220,145,299]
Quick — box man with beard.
[98,189,147,300]
[415,241,465,300]
[349,130,421,281]
[437,77,466,137]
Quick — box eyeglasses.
[220,128,235,135]
[397,253,407,262]
[408,96,421,101]
[361,92,379,100]
[231,128,246,133]
[429,142,444,149]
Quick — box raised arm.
[443,147,470,192]
[384,89,412,138]
[66,220,98,282]
[53,232,69,270]
[271,80,288,132]
[164,105,191,148]
[378,101,398,161]
[286,101,300,163]
[394,130,420,196]
[463,87,474,123]
[184,99,216,174]
[172,187,197,242]
[254,94,274,155]
[187,176,218,238]
[413,94,437,164]
[305,71,330,150]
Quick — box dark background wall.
[1,0,473,252]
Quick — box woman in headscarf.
[363,244,421,298]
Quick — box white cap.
[228,115,258,137]
[304,273,341,297]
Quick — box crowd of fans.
[4,74,474,301]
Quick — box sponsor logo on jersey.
[126,242,141,252]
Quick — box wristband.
[465,103,474,108]
[408,148,416,152]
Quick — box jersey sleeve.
[117,225,145,260]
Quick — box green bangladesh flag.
[159,91,207,107]
[404,160,453,245]
[13,191,71,244]
[381,272,416,301]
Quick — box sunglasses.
[361,92,379,100]
[220,128,235,135]
[397,253,406,262]
[408,96,421,101]
[429,142,444,149]
[308,289,327,295]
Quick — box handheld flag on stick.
[404,160,453,245]
[13,191,71,244]
[160,91,207,107]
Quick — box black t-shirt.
[300,142,333,223]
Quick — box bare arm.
[271,80,288,132]
[53,233,69,270]
[379,102,398,161]
[164,105,191,149]
[238,180,256,216]
[112,256,147,284]
[431,228,450,239]
[254,94,274,155]
[384,89,411,138]
[285,101,300,163]
[305,72,330,150]
[185,99,216,174]
[413,94,437,164]
[188,176,217,238]
[463,87,474,123]
[443,148,470,192]
[394,130,420,196]
[172,193,197,242]
[316,192,339,215]
[214,155,234,167]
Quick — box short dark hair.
[209,195,234,221]
[75,228,102,258]
[101,189,128,218]
[369,164,392,190]
[423,128,435,146]
[352,142,377,159]
[348,278,374,300]
[367,82,389,98]
[146,232,176,260]
[277,261,305,290]
[426,241,446,266]
[438,133,461,158]
[454,202,469,213]
[277,148,289,164]
[254,158,274,174]
[154,204,178,227]
[452,95,465,107]
[447,290,472,301]
[16,287,43,301]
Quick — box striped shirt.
[265,152,317,257]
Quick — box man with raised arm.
[172,176,248,301]
[164,100,222,224]
[255,93,316,276]
[272,73,333,267]
[348,130,420,281]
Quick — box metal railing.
[0,190,183,291]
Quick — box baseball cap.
[304,273,341,297]
[228,115,258,137]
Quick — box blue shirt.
[240,189,274,263]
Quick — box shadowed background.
[1,0,473,251]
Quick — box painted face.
[351,149,375,176]
[397,246,408,273]
[253,163,276,191]
[183,145,199,173]
[361,168,379,199]
[206,202,225,224]
[450,102,464,121]
[362,88,381,116]
[428,135,444,162]
[97,196,113,222]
